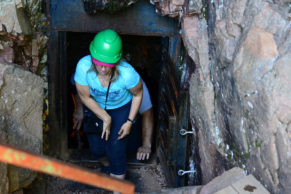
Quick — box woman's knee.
[108,140,127,157]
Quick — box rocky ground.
[23,156,168,194]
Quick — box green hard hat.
[89,29,122,63]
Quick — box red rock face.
[154,0,291,193]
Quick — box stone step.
[200,167,270,194]
[214,175,270,194]
[200,167,247,194]
[148,168,270,194]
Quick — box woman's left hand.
[117,121,132,140]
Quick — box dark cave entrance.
[47,0,201,187]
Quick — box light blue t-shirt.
[74,55,140,110]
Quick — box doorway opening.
[46,0,201,190]
[48,30,201,189]
[65,32,167,162]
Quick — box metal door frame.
[47,0,191,188]
[156,35,192,187]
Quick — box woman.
[74,29,143,180]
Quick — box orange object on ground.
[0,144,135,194]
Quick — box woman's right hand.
[101,115,112,141]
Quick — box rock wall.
[0,112,9,194]
[0,0,289,193]
[210,0,290,193]
[83,0,139,14]
[155,0,290,193]
[0,0,47,73]
[206,1,290,193]
[152,0,203,18]
[0,0,46,193]
[0,62,44,192]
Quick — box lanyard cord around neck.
[92,58,114,110]
[104,73,113,110]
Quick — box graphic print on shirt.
[108,90,123,99]
[91,88,106,97]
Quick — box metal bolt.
[178,169,195,176]
[179,129,194,136]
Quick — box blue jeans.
[86,101,131,175]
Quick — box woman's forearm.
[141,108,154,147]
[117,79,143,140]
[79,95,110,122]
[76,83,111,140]
[128,79,143,121]
[128,91,143,121]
